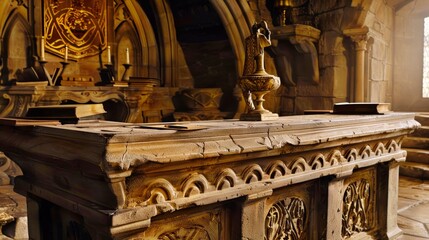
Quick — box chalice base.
[240,112,279,121]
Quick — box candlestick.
[40,37,45,61]
[64,46,68,62]
[107,46,111,64]
[125,48,130,64]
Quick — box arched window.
[424,17,429,98]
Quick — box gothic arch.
[151,0,178,87]
[208,0,255,75]
[122,0,159,80]
[115,20,142,78]
[1,10,32,83]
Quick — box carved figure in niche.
[239,21,280,121]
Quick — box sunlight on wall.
[424,17,429,98]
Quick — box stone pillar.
[240,190,272,240]
[326,177,344,239]
[344,27,369,102]
[385,161,403,239]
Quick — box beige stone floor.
[398,177,429,239]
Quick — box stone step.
[400,161,429,179]
[415,114,429,127]
[409,126,429,138]
[404,148,429,164]
[402,137,429,150]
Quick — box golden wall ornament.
[239,21,281,121]
[44,0,107,59]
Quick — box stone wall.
[365,0,395,103]
[0,0,414,115]
[392,1,429,112]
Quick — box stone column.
[384,161,403,239]
[344,27,369,102]
[240,190,272,240]
[326,177,345,239]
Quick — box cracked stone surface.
[398,177,429,239]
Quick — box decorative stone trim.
[126,138,404,214]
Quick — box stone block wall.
[366,0,395,103]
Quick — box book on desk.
[332,102,391,114]
[25,104,106,124]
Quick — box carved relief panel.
[44,0,107,59]
[127,206,227,239]
[342,168,376,238]
[264,181,326,240]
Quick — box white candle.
[125,48,130,64]
[64,46,68,62]
[107,46,111,64]
[40,37,45,61]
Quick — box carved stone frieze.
[265,197,307,240]
[126,138,403,212]
[342,169,375,238]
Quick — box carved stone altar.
[0,85,154,123]
[0,113,419,239]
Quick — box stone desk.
[0,113,420,239]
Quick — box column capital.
[343,27,369,51]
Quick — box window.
[424,17,429,98]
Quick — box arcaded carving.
[126,138,404,212]
[328,150,346,166]
[360,145,372,159]
[387,140,399,153]
[345,148,358,162]
[215,168,237,190]
[289,157,309,173]
[181,173,209,197]
[266,160,289,179]
[310,153,326,170]
[265,197,307,240]
[143,179,177,205]
[242,164,264,183]
[158,227,211,240]
[342,179,374,237]
[373,142,385,156]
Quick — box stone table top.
[0,113,420,171]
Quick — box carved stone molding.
[126,138,404,211]
[265,197,307,240]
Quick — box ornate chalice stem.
[253,91,269,113]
